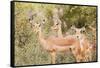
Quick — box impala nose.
[76,36,79,39]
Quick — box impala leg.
[50,51,56,64]
[72,47,82,62]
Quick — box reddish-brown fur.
[33,23,81,64]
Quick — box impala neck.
[38,26,47,49]
[38,27,44,40]
[58,24,63,37]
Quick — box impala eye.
[38,23,41,27]
[83,30,85,32]
[56,23,59,25]
[32,24,35,27]
[81,30,85,33]
[74,30,76,33]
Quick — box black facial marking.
[39,24,41,27]
[56,23,59,25]
[43,19,45,22]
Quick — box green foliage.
[14,2,97,66]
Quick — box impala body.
[31,22,82,64]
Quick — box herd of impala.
[28,11,96,64]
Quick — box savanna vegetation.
[14,2,97,66]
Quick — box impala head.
[51,22,61,31]
[71,25,85,39]
[33,23,41,33]
[31,18,46,34]
[28,10,47,33]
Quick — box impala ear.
[82,27,85,31]
[42,18,46,25]
[71,25,76,30]
[43,19,45,22]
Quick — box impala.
[29,17,83,63]
[51,22,63,38]
[71,25,94,61]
